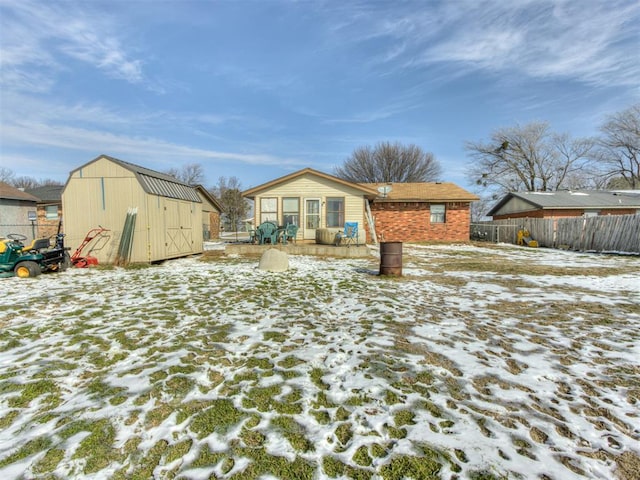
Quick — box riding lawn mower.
[0,232,71,278]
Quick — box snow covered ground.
[0,243,638,479]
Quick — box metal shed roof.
[85,155,201,203]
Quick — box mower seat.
[22,238,51,252]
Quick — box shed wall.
[63,158,203,263]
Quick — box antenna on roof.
[377,185,392,198]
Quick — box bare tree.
[335,141,442,183]
[12,176,63,189]
[165,163,205,185]
[211,176,249,232]
[465,122,595,194]
[592,103,640,189]
[0,167,15,184]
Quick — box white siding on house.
[251,173,366,241]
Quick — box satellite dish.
[377,185,392,197]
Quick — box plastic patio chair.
[335,222,358,247]
[282,224,298,244]
[257,221,278,244]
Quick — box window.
[45,205,58,220]
[430,204,445,223]
[282,197,299,226]
[326,197,344,227]
[260,197,277,223]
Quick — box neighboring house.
[488,190,640,220]
[25,185,64,239]
[0,181,39,242]
[62,155,221,264]
[242,168,479,243]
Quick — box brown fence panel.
[474,214,640,254]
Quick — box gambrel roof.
[71,155,201,203]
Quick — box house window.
[282,197,299,226]
[260,197,277,223]
[430,204,445,223]
[583,210,599,218]
[326,197,344,227]
[45,205,58,220]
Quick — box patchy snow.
[0,243,638,479]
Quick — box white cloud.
[1,120,307,170]
[326,0,640,88]
[0,0,145,91]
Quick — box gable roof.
[195,185,223,212]
[243,168,379,198]
[0,182,39,202]
[487,190,640,216]
[361,182,479,203]
[69,154,201,203]
[25,185,64,203]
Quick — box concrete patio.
[222,242,372,258]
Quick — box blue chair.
[282,224,298,244]
[257,222,278,244]
[335,222,358,247]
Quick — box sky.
[1,0,639,193]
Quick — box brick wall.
[368,202,472,242]
[36,204,63,239]
[493,208,638,220]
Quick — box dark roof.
[0,182,39,202]
[488,190,640,216]
[243,168,378,198]
[70,155,201,203]
[25,185,64,203]
[360,182,479,202]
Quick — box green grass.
[0,245,636,479]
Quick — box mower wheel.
[60,252,71,271]
[14,261,41,278]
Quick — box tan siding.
[63,157,204,264]
[252,174,366,240]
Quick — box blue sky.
[1,0,638,193]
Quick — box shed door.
[304,198,320,240]
[165,200,193,256]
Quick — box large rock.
[258,248,289,272]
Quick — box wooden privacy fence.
[472,214,640,254]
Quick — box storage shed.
[62,155,221,264]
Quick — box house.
[242,168,479,244]
[25,184,64,239]
[0,181,39,242]
[62,155,222,264]
[243,168,377,244]
[487,190,640,220]
[362,182,479,242]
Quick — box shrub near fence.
[472,214,640,254]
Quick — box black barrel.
[379,242,402,276]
